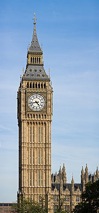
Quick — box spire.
[62,164,67,184]
[71,175,74,185]
[59,166,62,179]
[23,16,50,81]
[85,164,88,184]
[71,176,74,193]
[81,166,84,176]
[28,14,42,54]
[85,164,88,174]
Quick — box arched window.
[27,82,29,88]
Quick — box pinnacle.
[28,15,42,54]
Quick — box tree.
[73,180,99,213]
[12,199,48,213]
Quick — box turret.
[81,166,84,184]
[81,166,85,191]
[85,164,88,184]
[62,164,67,184]
[70,176,74,213]
[59,166,62,181]
[71,176,74,193]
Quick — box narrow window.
[37,170,43,186]
[39,126,41,143]
[30,148,32,165]
[30,82,32,88]
[30,126,32,143]
[30,170,32,186]
[32,126,34,143]
[27,82,29,88]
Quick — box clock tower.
[17,16,53,205]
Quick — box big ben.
[17,16,53,204]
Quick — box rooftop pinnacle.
[28,14,42,54]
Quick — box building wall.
[0,203,16,213]
[50,164,99,212]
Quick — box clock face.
[28,94,45,111]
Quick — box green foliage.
[73,180,99,213]
[12,199,48,213]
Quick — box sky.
[0,0,99,203]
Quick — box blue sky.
[0,0,99,202]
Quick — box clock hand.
[34,100,40,105]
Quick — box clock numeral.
[28,94,45,111]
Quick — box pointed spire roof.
[22,15,50,81]
[71,175,74,185]
[85,164,88,173]
[81,166,84,175]
[28,14,42,54]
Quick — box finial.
[81,166,84,172]
[33,13,37,25]
[72,175,74,181]
[71,175,74,185]
[63,163,65,169]
[85,164,88,171]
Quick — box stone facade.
[17,15,53,206]
[50,164,99,212]
[17,16,99,213]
